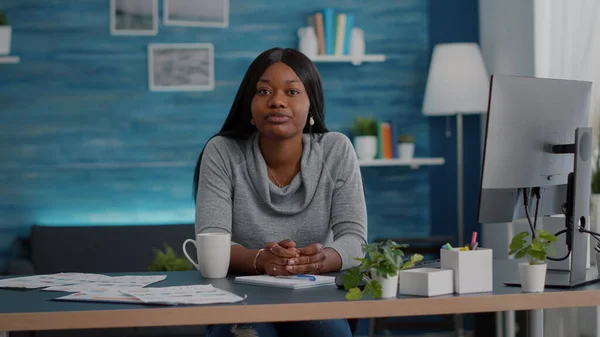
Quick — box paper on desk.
[54,288,144,304]
[0,273,112,289]
[42,275,167,292]
[121,285,247,305]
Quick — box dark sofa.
[7,223,207,337]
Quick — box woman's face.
[250,62,310,140]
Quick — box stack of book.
[308,8,354,56]
[375,121,397,159]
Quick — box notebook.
[234,275,336,289]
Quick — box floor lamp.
[422,42,489,247]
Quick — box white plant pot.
[0,26,11,55]
[398,142,415,160]
[370,269,398,298]
[354,136,377,161]
[518,262,547,293]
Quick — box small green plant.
[148,243,193,271]
[350,117,378,137]
[398,134,415,143]
[343,240,423,300]
[0,11,7,26]
[508,229,557,265]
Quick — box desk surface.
[2,260,600,331]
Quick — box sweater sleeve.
[325,134,368,270]
[195,137,234,236]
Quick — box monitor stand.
[504,127,600,289]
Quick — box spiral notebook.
[234,275,336,289]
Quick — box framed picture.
[110,0,158,35]
[148,43,215,91]
[164,0,229,28]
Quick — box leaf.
[364,280,382,299]
[546,243,556,257]
[509,237,527,251]
[343,268,362,290]
[345,287,363,301]
[411,254,424,263]
[515,249,528,259]
[530,250,546,262]
[537,229,557,242]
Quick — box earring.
[309,116,315,126]
[251,119,255,125]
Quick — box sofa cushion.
[30,224,195,274]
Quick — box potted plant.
[148,243,193,271]
[343,240,423,300]
[350,117,378,161]
[508,229,557,292]
[397,134,415,160]
[0,10,11,55]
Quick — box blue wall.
[428,0,483,246]
[0,0,435,270]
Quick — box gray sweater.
[194,131,368,270]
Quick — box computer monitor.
[478,74,598,288]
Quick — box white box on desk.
[440,248,493,294]
[398,267,454,297]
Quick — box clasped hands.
[258,239,325,276]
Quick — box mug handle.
[182,239,199,270]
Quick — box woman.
[193,47,368,337]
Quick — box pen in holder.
[440,247,493,294]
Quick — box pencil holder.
[440,248,493,294]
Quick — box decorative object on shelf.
[299,8,379,66]
[349,27,365,65]
[343,240,423,300]
[0,9,12,55]
[508,229,557,292]
[397,134,415,160]
[350,117,378,161]
[298,26,318,58]
[422,42,489,246]
[110,0,158,36]
[148,43,214,92]
[164,0,229,28]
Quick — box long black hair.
[192,47,329,202]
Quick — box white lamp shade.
[422,43,490,116]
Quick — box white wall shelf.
[310,54,385,65]
[0,56,20,64]
[359,157,445,169]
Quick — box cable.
[547,229,570,261]
[533,187,541,230]
[523,188,536,238]
[578,227,600,244]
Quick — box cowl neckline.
[245,132,323,215]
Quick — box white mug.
[182,232,231,278]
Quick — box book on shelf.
[375,120,403,160]
[309,8,354,56]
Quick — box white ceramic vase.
[0,26,11,55]
[297,26,318,58]
[354,136,377,161]
[398,143,415,160]
[370,270,398,298]
[518,262,547,293]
